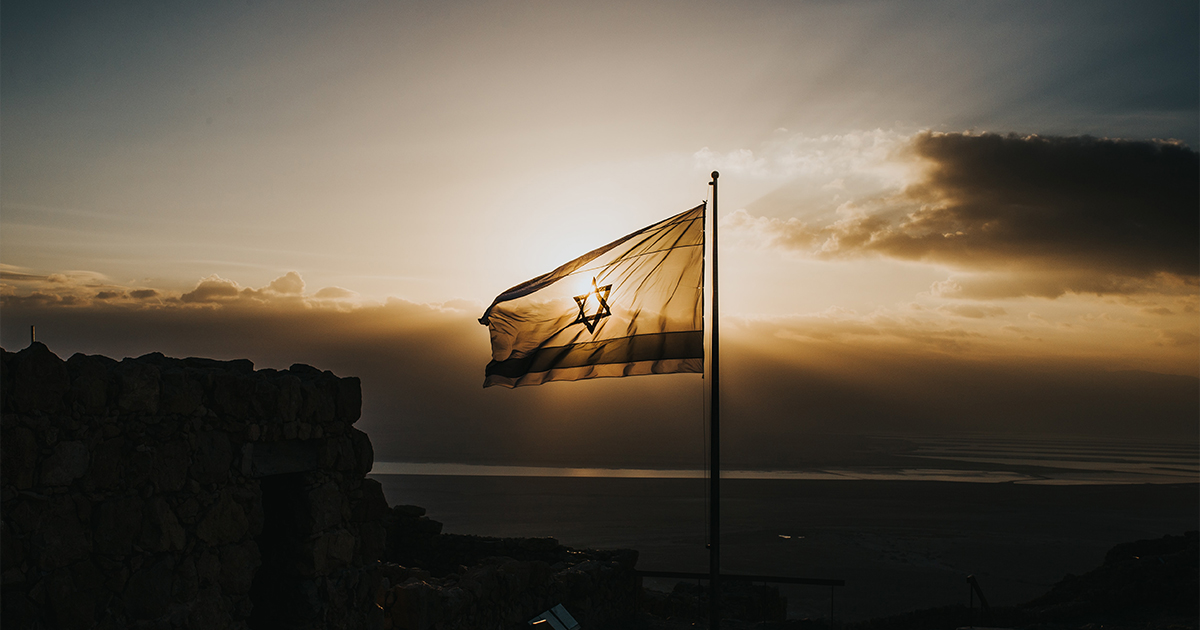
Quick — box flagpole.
[708,170,721,629]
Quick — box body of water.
[369,436,1198,621]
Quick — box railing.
[634,570,845,626]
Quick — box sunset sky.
[3,0,1197,467]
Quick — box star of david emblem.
[572,277,612,333]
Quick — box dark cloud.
[739,132,1199,297]
[2,292,71,306]
[94,291,125,300]
[893,132,1198,274]
[130,289,160,300]
[0,270,48,282]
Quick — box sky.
[2,0,1197,467]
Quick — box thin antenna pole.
[708,170,721,629]
[30,325,35,345]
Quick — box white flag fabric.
[479,204,705,388]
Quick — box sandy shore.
[371,475,1198,621]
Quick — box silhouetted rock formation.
[845,530,1199,630]
[1023,530,1198,626]
[1,343,388,630]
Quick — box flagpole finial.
[710,171,719,182]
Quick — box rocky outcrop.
[1023,530,1198,625]
[1,343,388,630]
[845,531,1200,630]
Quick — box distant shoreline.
[372,434,1199,485]
[370,461,1199,485]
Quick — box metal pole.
[708,170,721,629]
[831,585,835,629]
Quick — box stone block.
[244,440,318,477]
[391,579,446,630]
[12,342,70,413]
[159,370,204,416]
[191,431,232,485]
[196,491,248,545]
[1,521,21,572]
[300,379,336,424]
[139,497,186,552]
[218,541,261,594]
[37,497,91,570]
[66,353,117,414]
[45,563,100,630]
[359,520,387,563]
[187,586,230,630]
[174,555,199,603]
[326,436,358,472]
[117,360,160,414]
[306,482,346,533]
[123,448,153,490]
[350,428,374,476]
[39,440,90,487]
[175,497,201,525]
[210,372,255,419]
[1,425,37,489]
[150,439,191,492]
[7,498,42,536]
[93,496,143,556]
[0,347,11,412]
[124,556,174,620]
[336,377,362,423]
[250,379,280,421]
[196,548,221,586]
[353,478,390,523]
[274,374,303,423]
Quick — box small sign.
[528,604,580,630]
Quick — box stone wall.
[1,343,389,630]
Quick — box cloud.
[695,129,912,182]
[2,269,351,309]
[1158,329,1200,347]
[936,304,1007,319]
[314,286,357,299]
[729,132,1199,297]
[267,271,305,295]
[177,272,321,305]
[4,291,1195,469]
[180,275,242,303]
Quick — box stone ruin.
[1,343,387,629]
[0,343,645,630]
